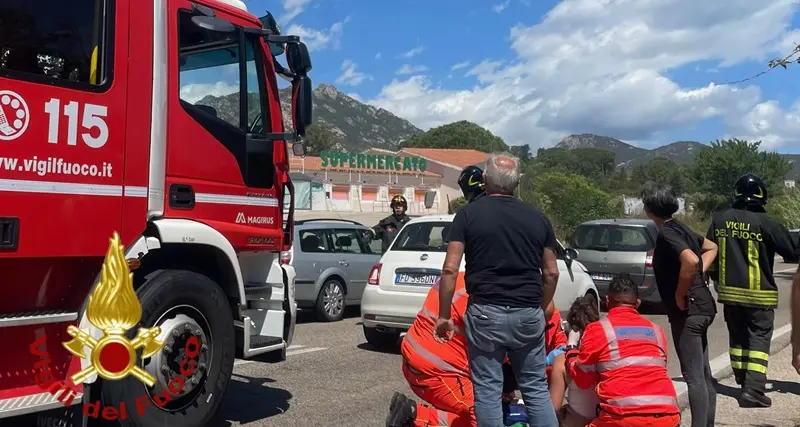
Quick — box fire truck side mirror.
[292,142,307,157]
[292,75,313,137]
[286,42,312,76]
[190,15,235,33]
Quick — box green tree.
[401,120,509,153]
[522,172,622,239]
[535,147,616,178]
[691,139,792,198]
[631,157,687,194]
[303,121,342,156]
[509,144,532,163]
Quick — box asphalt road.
[10,262,797,427]
[210,261,798,427]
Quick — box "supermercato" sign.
[319,150,428,172]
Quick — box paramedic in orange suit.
[565,275,681,427]
[385,274,569,427]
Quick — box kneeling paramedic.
[706,173,798,407]
[566,275,680,427]
[387,274,569,427]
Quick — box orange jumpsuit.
[565,306,681,427]
[401,273,567,427]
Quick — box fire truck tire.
[99,269,235,427]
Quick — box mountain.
[195,84,422,152]
[555,134,800,180]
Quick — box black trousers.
[723,304,774,394]
[669,313,716,427]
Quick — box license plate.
[591,273,614,281]
[395,273,439,286]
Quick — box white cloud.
[725,100,800,149]
[451,61,471,71]
[400,46,425,59]
[396,64,429,75]
[493,1,511,13]
[336,60,370,86]
[180,82,238,104]
[367,0,800,150]
[281,0,313,23]
[285,17,348,52]
[375,52,382,60]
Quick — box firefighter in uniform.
[371,195,412,253]
[706,173,797,408]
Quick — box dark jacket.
[372,214,411,252]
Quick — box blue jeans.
[464,303,558,427]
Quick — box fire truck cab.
[0,0,311,425]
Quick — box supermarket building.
[289,147,488,215]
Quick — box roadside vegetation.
[415,123,800,240]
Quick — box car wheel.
[363,325,400,351]
[316,279,345,322]
[586,290,600,312]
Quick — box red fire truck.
[0,0,311,425]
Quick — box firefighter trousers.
[723,304,774,394]
[402,362,476,427]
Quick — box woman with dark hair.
[561,295,601,427]
[641,183,719,427]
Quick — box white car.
[360,214,599,350]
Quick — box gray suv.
[287,219,382,321]
[569,219,662,304]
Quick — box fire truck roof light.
[215,0,248,11]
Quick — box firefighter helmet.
[458,165,485,202]
[390,195,408,209]
[734,173,768,205]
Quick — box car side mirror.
[424,190,436,209]
[361,229,374,241]
[565,248,579,260]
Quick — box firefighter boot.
[386,392,417,427]
[738,390,772,408]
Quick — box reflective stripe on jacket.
[401,273,470,377]
[566,306,679,417]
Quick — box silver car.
[285,219,382,321]
[569,219,662,305]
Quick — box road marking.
[233,345,328,367]
[673,323,793,399]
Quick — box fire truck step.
[0,311,78,328]
[248,335,283,349]
[0,390,83,419]
[244,282,272,295]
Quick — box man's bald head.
[484,152,520,195]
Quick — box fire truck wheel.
[100,269,235,427]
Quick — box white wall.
[624,196,686,216]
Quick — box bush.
[769,190,800,229]
[526,172,622,239]
[448,196,468,214]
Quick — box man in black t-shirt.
[642,184,719,427]
[433,153,560,427]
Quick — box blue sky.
[206,0,800,153]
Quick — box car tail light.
[645,249,654,268]
[368,263,382,285]
[280,250,292,265]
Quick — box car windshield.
[390,221,452,252]
[571,225,652,252]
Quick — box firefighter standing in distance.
[372,195,412,253]
[706,173,797,408]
